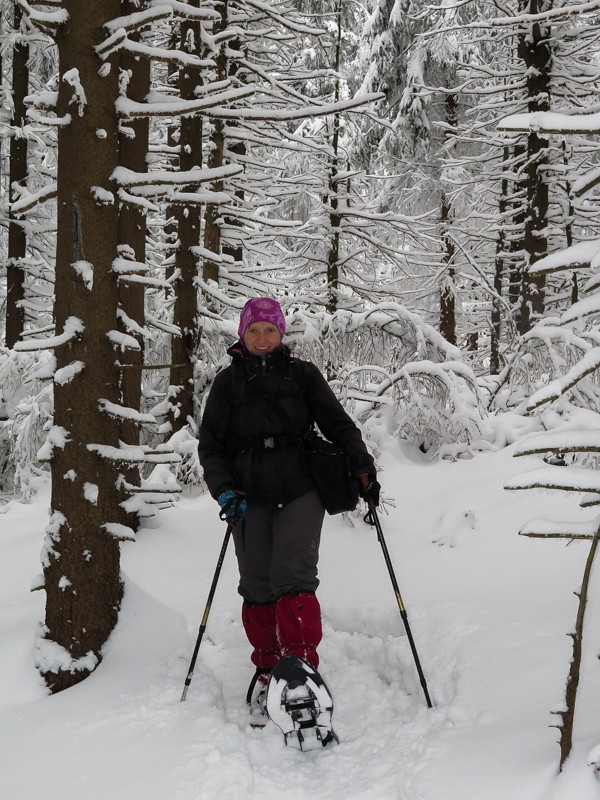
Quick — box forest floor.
[2,429,600,799]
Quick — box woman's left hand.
[359,474,381,507]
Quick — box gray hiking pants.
[232,489,325,604]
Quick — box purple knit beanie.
[237,297,286,339]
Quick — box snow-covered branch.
[16,0,68,30]
[87,443,181,465]
[499,110,600,136]
[117,91,384,122]
[10,183,58,215]
[526,348,600,412]
[529,240,600,276]
[505,466,600,494]
[519,519,599,540]
[514,430,600,457]
[97,399,156,425]
[112,164,242,188]
[13,317,84,352]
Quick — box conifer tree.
[33,0,126,693]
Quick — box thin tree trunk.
[325,114,341,316]
[221,34,244,268]
[490,145,511,375]
[325,0,343,316]
[561,140,578,306]
[439,191,456,345]
[202,1,227,287]
[42,0,124,693]
[222,141,245,266]
[439,91,457,346]
[6,4,29,348]
[508,143,526,312]
[556,524,600,770]
[117,0,150,505]
[169,3,203,432]
[517,0,551,333]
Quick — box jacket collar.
[227,341,291,370]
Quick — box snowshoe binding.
[266,654,338,751]
[246,668,270,728]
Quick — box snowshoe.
[266,654,338,751]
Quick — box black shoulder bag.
[272,362,360,515]
[302,428,360,516]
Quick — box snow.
[106,329,142,351]
[54,360,85,385]
[91,186,115,205]
[102,522,136,542]
[530,239,600,275]
[33,634,98,676]
[13,316,84,352]
[506,464,600,493]
[71,260,94,289]
[62,68,87,116]
[36,425,71,462]
[83,483,98,505]
[2,434,600,799]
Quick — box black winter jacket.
[198,343,375,506]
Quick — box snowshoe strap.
[246,668,271,706]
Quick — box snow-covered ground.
[2,437,600,800]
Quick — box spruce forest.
[3,0,600,790]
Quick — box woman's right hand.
[217,489,248,521]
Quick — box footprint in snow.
[431,509,476,548]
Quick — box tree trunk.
[439,190,456,345]
[42,0,124,693]
[507,143,526,312]
[325,112,341,316]
[557,524,600,770]
[561,140,578,306]
[439,92,457,346]
[325,0,343,317]
[517,0,551,333]
[490,145,511,375]
[168,3,203,433]
[6,5,29,348]
[117,0,150,507]
[202,1,228,287]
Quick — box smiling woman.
[198,296,380,722]
[243,322,282,356]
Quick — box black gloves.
[217,489,248,521]
[359,475,381,506]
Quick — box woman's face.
[243,321,282,356]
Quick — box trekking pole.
[365,505,433,708]
[180,523,233,702]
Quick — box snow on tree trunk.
[40,0,125,694]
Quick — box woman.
[198,297,380,690]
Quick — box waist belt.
[234,433,300,454]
